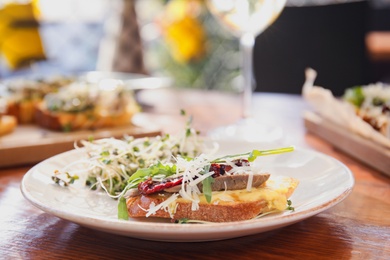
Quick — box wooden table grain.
[1,89,389,259]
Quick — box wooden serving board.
[0,114,161,168]
[304,111,390,176]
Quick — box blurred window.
[0,0,113,78]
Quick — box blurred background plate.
[1,71,173,91]
[78,71,173,90]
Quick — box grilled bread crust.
[127,177,299,222]
[4,100,37,124]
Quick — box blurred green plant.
[152,0,240,91]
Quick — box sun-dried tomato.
[138,177,182,195]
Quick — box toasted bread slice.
[4,100,38,124]
[34,101,138,131]
[127,176,299,222]
[2,76,74,124]
[0,115,17,136]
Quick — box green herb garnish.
[372,97,385,106]
[52,172,79,186]
[248,146,295,162]
[286,199,295,211]
[212,146,295,163]
[343,86,364,107]
[174,218,213,224]
[62,123,72,132]
[102,159,112,165]
[100,150,110,156]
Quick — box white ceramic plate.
[21,142,354,242]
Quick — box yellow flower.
[161,0,206,63]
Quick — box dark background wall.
[253,0,390,96]
[366,4,390,83]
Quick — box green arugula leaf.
[202,175,214,203]
[126,162,177,188]
[118,197,129,220]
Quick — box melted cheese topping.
[181,176,297,211]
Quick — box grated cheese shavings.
[145,193,179,218]
[246,171,254,191]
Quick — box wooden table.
[1,89,389,259]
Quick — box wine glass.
[206,0,286,143]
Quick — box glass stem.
[240,32,255,119]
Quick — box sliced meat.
[199,173,270,191]
[164,173,270,193]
